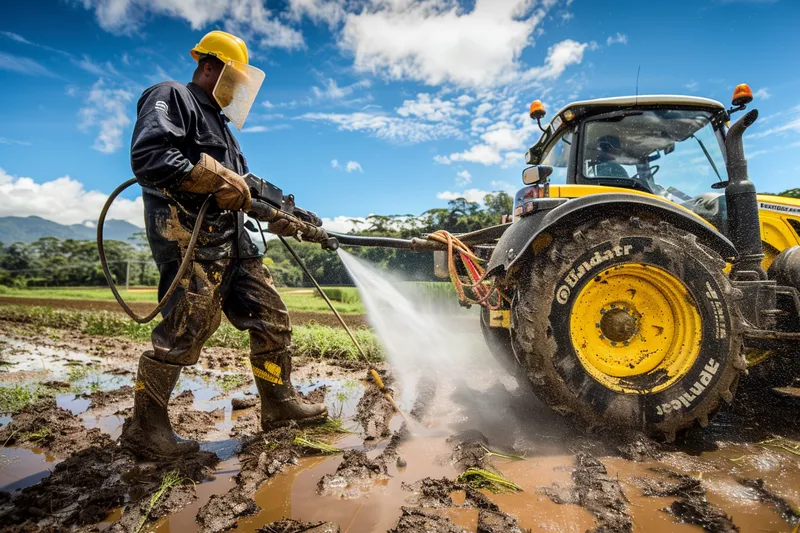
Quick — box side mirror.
[522,165,554,185]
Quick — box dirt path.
[0,296,368,328]
[1,321,799,533]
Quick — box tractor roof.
[554,95,725,119]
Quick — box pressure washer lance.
[260,227,410,426]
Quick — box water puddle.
[0,447,58,492]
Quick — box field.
[0,286,366,315]
[1,302,799,533]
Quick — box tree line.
[0,193,514,288]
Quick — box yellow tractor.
[478,84,800,439]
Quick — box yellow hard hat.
[191,30,249,65]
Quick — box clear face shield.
[212,59,265,130]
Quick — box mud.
[542,453,632,533]
[353,370,395,440]
[0,398,113,457]
[635,467,738,532]
[3,315,800,533]
[194,426,300,533]
[258,520,340,533]
[738,477,800,525]
[391,507,468,533]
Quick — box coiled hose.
[96,178,212,323]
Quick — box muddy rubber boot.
[251,347,327,431]
[119,352,199,460]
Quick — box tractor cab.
[523,94,738,234]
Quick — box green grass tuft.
[136,470,192,533]
[293,436,343,455]
[455,468,523,494]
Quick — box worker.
[121,30,327,460]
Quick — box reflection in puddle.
[0,447,58,492]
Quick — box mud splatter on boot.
[119,352,199,460]
[250,347,327,430]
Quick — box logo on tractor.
[655,358,720,416]
[556,244,633,304]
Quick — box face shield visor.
[212,59,265,130]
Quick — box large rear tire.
[510,216,745,440]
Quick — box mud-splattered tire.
[480,307,520,376]
[510,216,745,440]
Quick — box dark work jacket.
[130,81,260,264]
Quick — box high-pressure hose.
[97,178,212,323]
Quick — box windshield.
[540,129,574,184]
[580,109,727,202]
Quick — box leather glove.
[179,154,252,211]
[268,217,303,237]
[293,207,322,227]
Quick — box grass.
[0,384,56,414]
[136,470,192,533]
[455,468,523,494]
[293,436,343,455]
[216,373,247,393]
[0,286,366,314]
[0,304,384,362]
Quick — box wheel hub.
[569,263,703,393]
[598,306,638,343]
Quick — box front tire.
[510,216,745,440]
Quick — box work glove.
[293,207,322,227]
[268,217,303,237]
[179,154,252,211]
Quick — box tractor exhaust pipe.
[725,109,765,281]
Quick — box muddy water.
[4,326,800,532]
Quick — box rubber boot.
[119,351,199,460]
[251,347,327,431]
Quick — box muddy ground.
[1,315,799,533]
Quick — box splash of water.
[336,249,498,405]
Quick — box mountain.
[0,216,142,244]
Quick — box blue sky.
[1,0,798,231]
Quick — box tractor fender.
[486,192,738,276]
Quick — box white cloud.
[288,0,346,27]
[436,188,492,203]
[754,87,771,100]
[433,155,452,165]
[456,169,471,185]
[299,111,463,144]
[345,161,363,173]
[71,54,122,78]
[242,125,269,133]
[751,104,800,139]
[331,159,340,169]
[0,169,144,227]
[0,138,31,146]
[311,78,372,100]
[78,0,304,50]
[684,81,699,91]
[262,100,275,109]
[456,95,475,107]
[397,93,468,122]
[519,39,587,82]
[320,215,368,234]
[78,79,134,154]
[437,113,538,167]
[0,52,60,78]
[606,33,628,46]
[339,0,553,87]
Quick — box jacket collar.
[187,82,230,124]
[187,82,218,111]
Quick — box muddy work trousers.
[151,258,291,366]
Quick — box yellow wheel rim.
[569,263,702,394]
